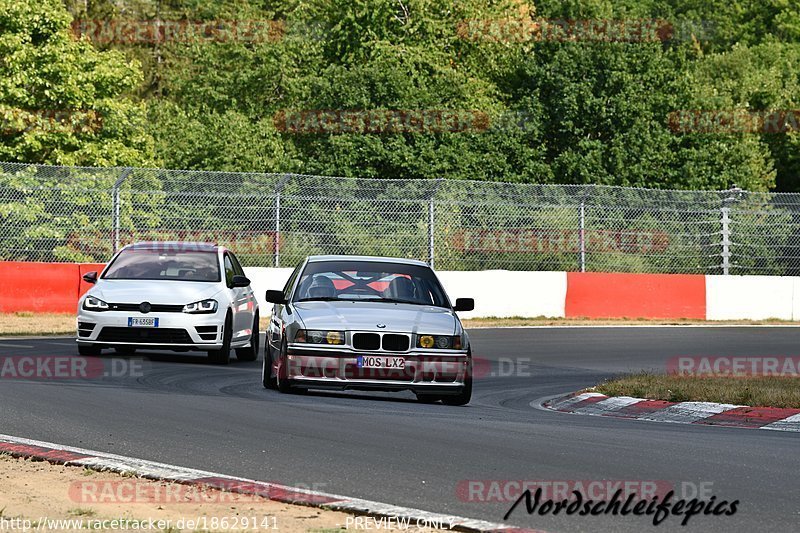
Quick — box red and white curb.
[540,392,800,432]
[0,434,544,533]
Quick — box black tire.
[441,375,472,406]
[236,313,259,362]
[114,345,136,355]
[78,343,101,356]
[262,338,277,389]
[208,312,232,365]
[415,393,440,404]
[275,338,294,394]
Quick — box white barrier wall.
[436,270,567,319]
[705,275,796,320]
[244,267,294,313]
[244,267,568,319]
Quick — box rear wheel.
[208,313,232,365]
[78,343,101,356]
[236,313,259,362]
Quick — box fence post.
[720,186,742,275]
[427,178,445,268]
[112,168,132,254]
[720,206,731,275]
[428,199,435,268]
[579,201,586,272]
[274,174,291,268]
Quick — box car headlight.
[294,329,345,345]
[83,296,109,311]
[183,299,218,314]
[418,335,463,350]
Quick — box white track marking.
[761,413,800,432]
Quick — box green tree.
[0,0,152,166]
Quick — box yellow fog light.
[326,331,343,345]
[419,335,435,348]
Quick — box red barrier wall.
[78,263,106,298]
[0,262,105,314]
[565,272,706,319]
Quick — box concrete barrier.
[0,261,796,321]
[706,275,794,320]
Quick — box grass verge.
[595,373,800,409]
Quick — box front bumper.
[284,344,470,393]
[76,309,226,349]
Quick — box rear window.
[103,249,221,282]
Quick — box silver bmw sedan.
[262,256,474,405]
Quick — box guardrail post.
[112,168,132,253]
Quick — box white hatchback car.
[77,242,259,364]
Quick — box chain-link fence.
[2,161,800,274]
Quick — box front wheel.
[415,393,439,404]
[262,340,277,389]
[236,313,259,362]
[441,376,472,406]
[78,343,101,356]
[275,339,300,394]
[208,313,232,365]
[114,345,136,355]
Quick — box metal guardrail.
[1,161,798,274]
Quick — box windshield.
[294,261,450,308]
[102,249,221,282]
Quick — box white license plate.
[128,317,159,328]
[357,356,405,369]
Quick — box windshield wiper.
[370,298,428,306]
[296,297,342,302]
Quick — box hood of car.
[293,300,457,335]
[89,280,222,305]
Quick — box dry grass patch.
[595,373,800,408]
[0,454,447,533]
[0,313,74,336]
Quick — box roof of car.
[306,255,431,267]
[123,241,221,252]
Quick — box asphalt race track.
[1,327,798,533]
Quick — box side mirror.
[82,271,98,284]
[453,298,474,312]
[265,290,287,304]
[231,275,251,288]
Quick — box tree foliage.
[2,0,799,191]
